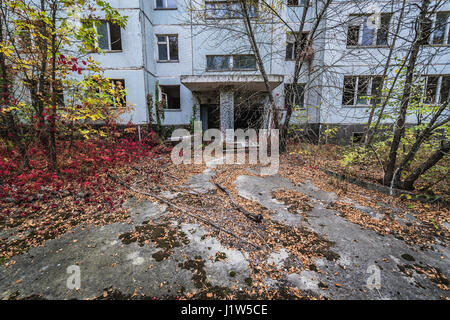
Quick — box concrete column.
[219,88,234,140]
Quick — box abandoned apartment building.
[84,0,450,142]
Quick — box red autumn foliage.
[0,125,166,220]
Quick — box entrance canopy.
[180,74,284,92]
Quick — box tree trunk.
[49,1,58,172]
[401,140,450,190]
[394,104,448,181]
[364,0,406,145]
[383,0,430,186]
[240,0,279,130]
[281,0,332,151]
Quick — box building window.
[206,55,257,71]
[287,0,307,6]
[157,35,179,62]
[205,1,258,19]
[342,76,383,106]
[109,79,126,107]
[347,14,391,47]
[421,12,450,45]
[96,21,122,51]
[155,0,177,9]
[423,75,450,104]
[160,85,181,109]
[285,84,305,109]
[286,32,309,60]
[351,132,364,144]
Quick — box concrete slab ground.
[0,170,448,300]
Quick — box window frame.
[205,0,259,20]
[425,12,450,46]
[422,75,450,105]
[346,13,392,48]
[156,34,179,62]
[93,20,122,52]
[285,31,309,61]
[342,75,383,107]
[206,54,257,71]
[284,83,306,110]
[159,85,181,110]
[108,79,126,109]
[154,0,177,10]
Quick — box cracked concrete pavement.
[0,169,448,300]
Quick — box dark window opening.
[160,85,181,109]
[286,32,309,60]
[419,18,433,45]
[285,84,305,109]
[110,79,126,107]
[440,76,450,104]
[376,14,392,45]
[342,77,357,105]
[347,25,360,46]
[356,76,370,105]
[425,76,439,104]
[96,21,122,51]
[352,132,364,144]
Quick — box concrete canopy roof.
[180,74,284,92]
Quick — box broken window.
[160,85,181,109]
[206,55,256,71]
[342,76,383,106]
[286,32,309,60]
[157,35,178,61]
[95,21,122,51]
[347,14,391,47]
[155,0,177,9]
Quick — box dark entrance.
[234,104,264,130]
[200,104,220,131]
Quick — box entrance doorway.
[200,104,220,131]
[234,104,264,130]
